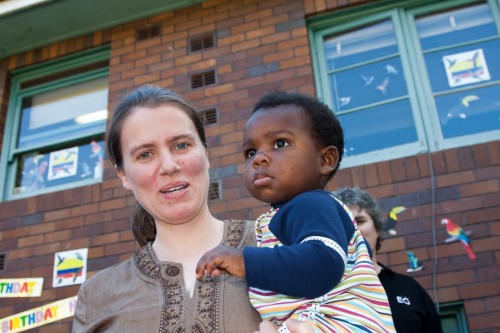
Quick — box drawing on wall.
[52,248,88,287]
[47,146,79,181]
[443,49,490,87]
[441,218,476,260]
[406,251,423,273]
[382,206,407,236]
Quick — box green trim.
[439,301,469,333]
[0,46,110,201]
[309,0,500,168]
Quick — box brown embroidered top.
[72,220,260,333]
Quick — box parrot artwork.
[441,218,476,260]
[383,206,406,236]
[406,251,423,273]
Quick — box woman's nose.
[159,154,180,175]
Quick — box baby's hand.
[195,245,245,279]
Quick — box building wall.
[0,0,498,332]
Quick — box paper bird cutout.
[406,251,423,272]
[441,218,476,260]
[383,206,406,236]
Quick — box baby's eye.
[274,139,290,149]
[244,149,256,159]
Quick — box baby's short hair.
[253,90,344,175]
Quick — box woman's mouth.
[160,184,187,194]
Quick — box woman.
[72,85,259,332]
[332,187,443,333]
[72,85,309,333]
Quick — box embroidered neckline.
[134,220,247,332]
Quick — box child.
[196,91,395,332]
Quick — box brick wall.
[0,0,498,332]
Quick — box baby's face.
[242,106,327,204]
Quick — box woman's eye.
[355,218,365,225]
[175,142,189,150]
[274,139,289,149]
[138,151,152,160]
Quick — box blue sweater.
[243,190,356,298]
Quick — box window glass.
[323,19,415,156]
[341,100,418,157]
[18,77,108,149]
[312,1,500,166]
[416,4,496,51]
[0,47,109,201]
[435,84,500,138]
[14,140,104,195]
[423,42,500,93]
[328,58,407,112]
[324,20,398,71]
[416,3,500,141]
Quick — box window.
[310,0,500,167]
[439,302,469,333]
[0,47,109,201]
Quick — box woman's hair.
[331,187,384,251]
[252,90,344,177]
[106,85,207,247]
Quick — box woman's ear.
[115,165,132,190]
[320,145,339,176]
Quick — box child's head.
[243,90,344,204]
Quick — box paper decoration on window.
[0,278,44,298]
[47,146,79,181]
[443,49,490,87]
[52,248,88,288]
[0,295,77,333]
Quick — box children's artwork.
[443,49,490,87]
[52,248,88,287]
[406,251,423,273]
[441,218,476,260]
[382,206,406,236]
[0,295,77,333]
[47,146,79,181]
[0,278,44,298]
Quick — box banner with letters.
[0,278,44,298]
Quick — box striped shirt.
[247,192,395,332]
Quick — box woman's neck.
[372,252,382,275]
[152,213,224,263]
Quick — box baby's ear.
[320,145,339,175]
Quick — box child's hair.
[252,90,344,176]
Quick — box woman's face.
[349,204,379,254]
[116,104,210,226]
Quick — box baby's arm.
[196,245,245,279]
[245,192,354,298]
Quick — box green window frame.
[439,302,469,333]
[309,0,500,168]
[0,47,110,201]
